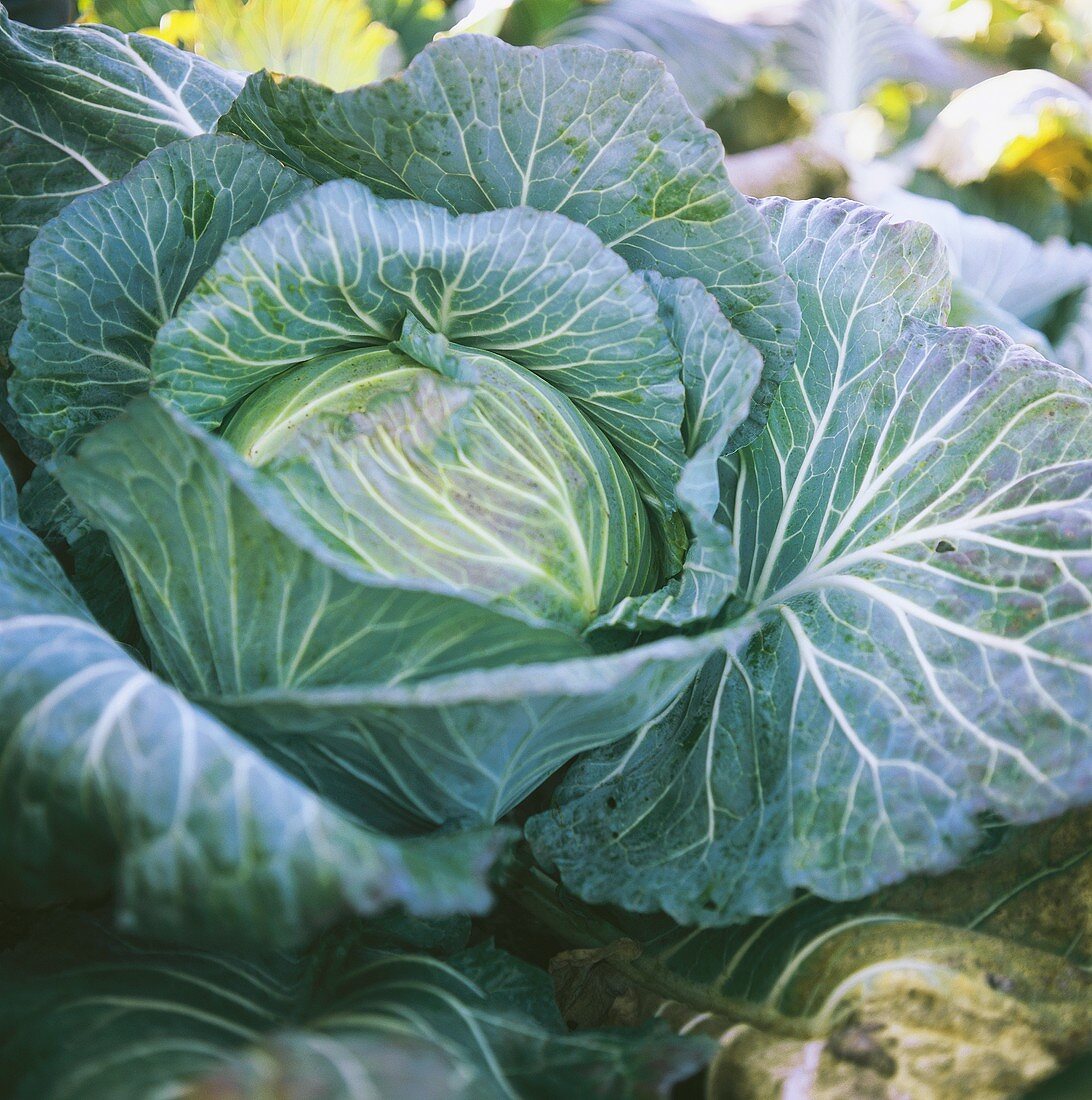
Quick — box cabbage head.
[0,9,1088,959]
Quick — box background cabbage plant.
[0,4,1090,1096]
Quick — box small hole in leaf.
[606,796,617,810]
[934,539,956,553]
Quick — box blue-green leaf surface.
[530,199,1092,923]
[58,397,587,694]
[152,179,688,511]
[0,913,711,1099]
[0,454,504,946]
[0,10,241,351]
[8,135,312,450]
[217,34,799,388]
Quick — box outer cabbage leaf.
[206,625,746,827]
[18,465,87,548]
[513,811,1092,1099]
[0,10,242,352]
[17,466,138,643]
[529,198,1092,923]
[0,454,504,947]
[0,912,711,1099]
[151,178,688,516]
[58,396,747,826]
[8,135,313,450]
[217,34,799,389]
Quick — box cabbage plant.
[0,6,1090,1093]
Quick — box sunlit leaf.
[191,0,403,90]
[0,454,505,946]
